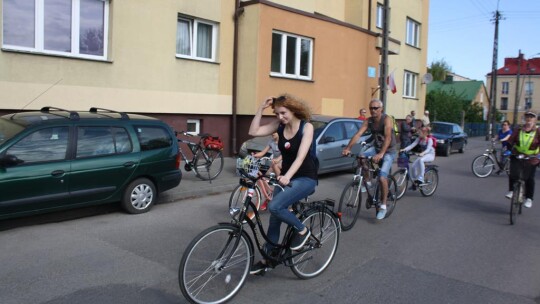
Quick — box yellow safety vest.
[515,130,539,155]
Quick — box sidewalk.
[159,157,240,203]
[161,136,491,203]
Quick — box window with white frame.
[501,81,509,94]
[405,18,420,48]
[403,71,418,98]
[525,97,532,110]
[176,16,217,62]
[525,81,534,95]
[186,119,200,135]
[270,31,313,80]
[2,0,109,59]
[376,4,384,29]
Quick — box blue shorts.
[361,146,397,178]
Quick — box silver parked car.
[238,115,371,174]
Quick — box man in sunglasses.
[342,99,397,220]
[505,111,540,208]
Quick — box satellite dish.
[422,73,433,84]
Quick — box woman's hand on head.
[261,97,274,110]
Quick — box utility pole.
[512,50,522,128]
[488,9,502,138]
[379,0,389,108]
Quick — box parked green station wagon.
[0,107,182,219]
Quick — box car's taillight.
[175,153,181,169]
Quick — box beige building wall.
[0,0,234,114]
[236,3,379,117]
[488,75,540,123]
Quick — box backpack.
[427,135,437,148]
[277,120,319,171]
[389,115,400,137]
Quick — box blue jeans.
[266,177,317,249]
[361,146,397,178]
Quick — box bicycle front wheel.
[509,182,522,225]
[338,180,362,231]
[420,168,438,197]
[471,155,495,178]
[382,176,398,218]
[179,224,253,304]
[291,209,340,279]
[392,169,408,200]
[228,184,262,220]
[194,149,224,181]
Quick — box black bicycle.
[176,131,224,181]
[509,154,534,225]
[471,139,510,178]
[178,157,340,304]
[338,151,398,231]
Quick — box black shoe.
[250,261,267,275]
[409,184,417,191]
[290,229,311,251]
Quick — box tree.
[428,59,452,81]
[426,89,464,123]
[464,102,484,123]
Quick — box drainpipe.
[231,0,243,155]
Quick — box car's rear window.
[0,118,25,145]
[135,126,172,151]
[432,123,452,135]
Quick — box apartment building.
[487,53,540,124]
[1,0,429,155]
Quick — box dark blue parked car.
[430,121,468,156]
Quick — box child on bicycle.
[399,126,435,190]
[248,94,318,274]
[252,132,282,210]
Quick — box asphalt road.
[1,139,539,304]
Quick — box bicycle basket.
[236,156,271,177]
[397,152,409,168]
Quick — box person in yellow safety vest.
[505,111,540,208]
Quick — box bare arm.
[252,145,271,158]
[249,97,280,137]
[342,121,368,155]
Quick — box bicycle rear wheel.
[380,176,398,218]
[291,208,340,279]
[194,149,224,180]
[419,168,438,197]
[471,155,495,178]
[338,180,362,231]
[509,182,523,225]
[179,224,253,304]
[228,184,261,220]
[392,169,408,200]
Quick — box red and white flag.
[387,71,397,94]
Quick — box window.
[403,71,418,98]
[7,127,69,164]
[376,4,384,29]
[501,82,509,94]
[525,81,534,95]
[270,31,313,80]
[344,121,361,139]
[322,123,344,142]
[500,97,508,110]
[525,97,532,110]
[176,16,217,62]
[136,126,172,151]
[406,18,420,48]
[187,119,200,135]
[2,0,109,59]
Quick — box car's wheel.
[442,143,451,156]
[459,142,466,153]
[122,178,156,214]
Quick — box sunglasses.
[369,107,381,111]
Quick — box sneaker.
[409,183,417,191]
[505,191,513,199]
[524,198,533,208]
[376,208,387,220]
[260,199,269,211]
[290,228,311,251]
[250,261,267,275]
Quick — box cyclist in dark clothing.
[248,94,318,274]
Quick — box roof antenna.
[21,78,63,110]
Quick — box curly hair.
[271,94,312,121]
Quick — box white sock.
[380,205,387,210]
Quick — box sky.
[428,0,540,83]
